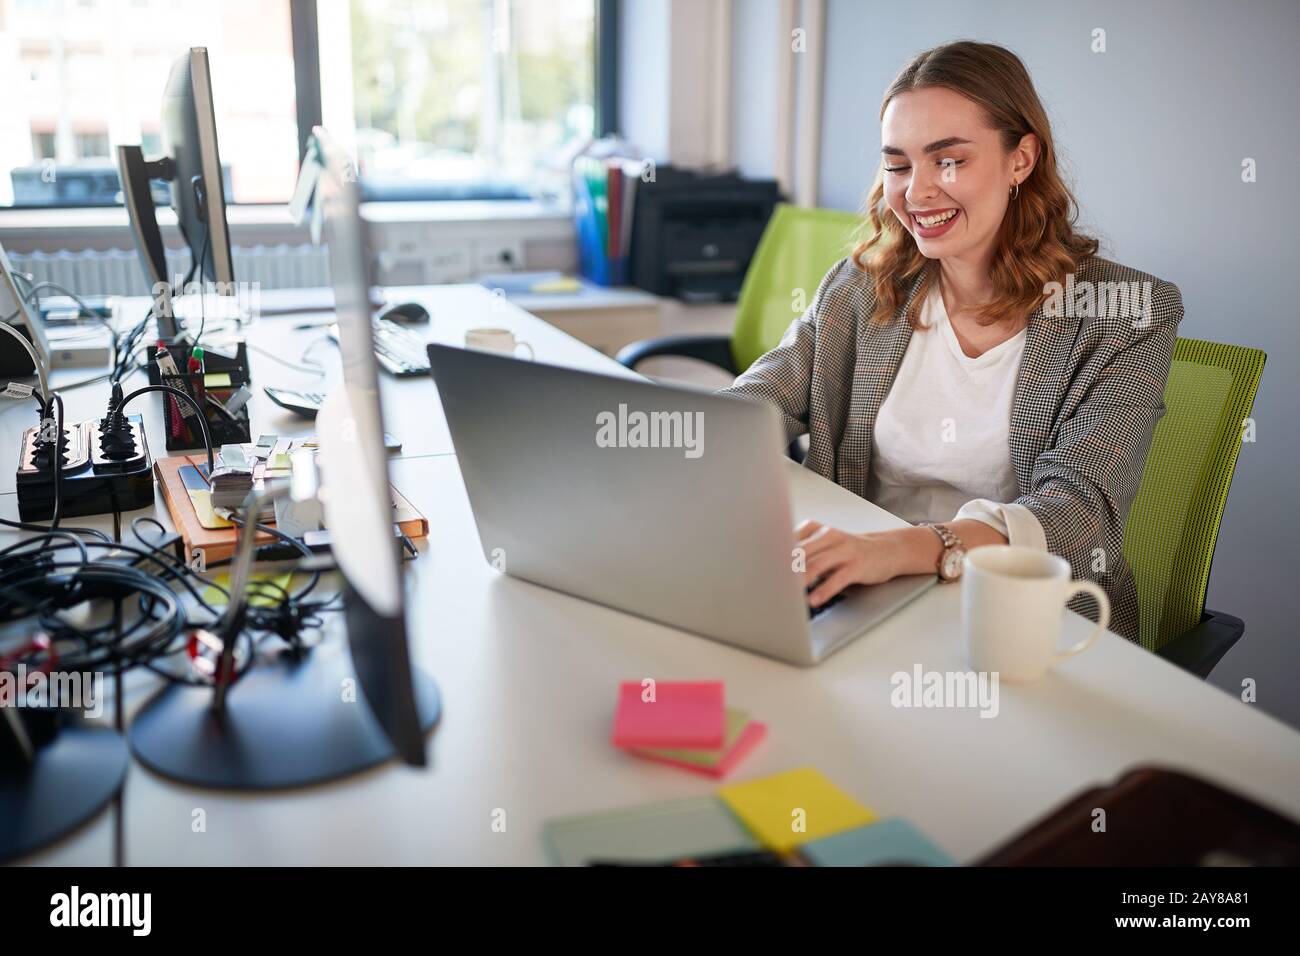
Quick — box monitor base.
[129,639,440,790]
[0,721,130,863]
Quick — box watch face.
[942,550,964,580]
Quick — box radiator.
[8,244,331,298]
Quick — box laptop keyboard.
[807,589,847,619]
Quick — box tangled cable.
[0,519,342,691]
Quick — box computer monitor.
[0,240,49,378]
[128,130,435,788]
[117,47,234,330]
[309,127,429,767]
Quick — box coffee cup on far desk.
[962,546,1110,683]
[465,327,534,360]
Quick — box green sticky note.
[543,796,759,867]
[633,709,751,768]
[203,571,294,608]
[204,372,233,387]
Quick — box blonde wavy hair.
[854,41,1098,326]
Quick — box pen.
[155,341,180,376]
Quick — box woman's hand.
[795,518,1010,607]
[795,521,919,607]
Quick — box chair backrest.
[730,203,863,372]
[1122,337,1265,651]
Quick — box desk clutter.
[154,435,428,565]
[588,682,954,865]
[544,767,955,867]
[146,340,252,449]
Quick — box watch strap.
[922,522,966,581]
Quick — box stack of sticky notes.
[542,766,956,866]
[611,680,765,779]
[716,768,955,864]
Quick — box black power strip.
[15,413,154,521]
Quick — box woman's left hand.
[795,520,913,607]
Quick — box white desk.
[7,286,1300,865]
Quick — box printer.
[629,166,781,301]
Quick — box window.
[0,0,300,207]
[0,0,608,208]
[74,131,110,160]
[321,0,597,202]
[31,132,56,161]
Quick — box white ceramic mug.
[465,327,534,360]
[962,546,1110,683]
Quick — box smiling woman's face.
[880,86,1032,264]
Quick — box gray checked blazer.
[719,254,1185,642]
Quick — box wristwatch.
[922,522,966,582]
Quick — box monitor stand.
[128,637,440,791]
[0,709,130,863]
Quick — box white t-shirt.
[865,285,1046,548]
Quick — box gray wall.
[812,0,1300,728]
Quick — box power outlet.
[474,239,525,274]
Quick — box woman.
[721,41,1182,642]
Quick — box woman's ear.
[1012,132,1041,183]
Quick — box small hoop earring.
[1009,181,1020,200]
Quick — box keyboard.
[371,319,431,376]
[263,386,327,418]
[807,588,847,620]
[326,318,431,377]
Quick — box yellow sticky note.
[531,277,581,294]
[186,488,233,530]
[203,572,294,609]
[718,767,876,852]
[203,372,233,387]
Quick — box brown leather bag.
[975,766,1300,866]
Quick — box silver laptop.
[427,344,934,666]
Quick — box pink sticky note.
[611,680,726,750]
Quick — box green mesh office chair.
[617,203,864,376]
[1123,337,1266,678]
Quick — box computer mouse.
[378,301,430,324]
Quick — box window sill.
[0,198,571,233]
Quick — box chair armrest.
[1156,609,1245,679]
[616,335,737,375]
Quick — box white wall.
[617,0,672,160]
[730,0,780,180]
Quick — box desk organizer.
[145,340,252,451]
